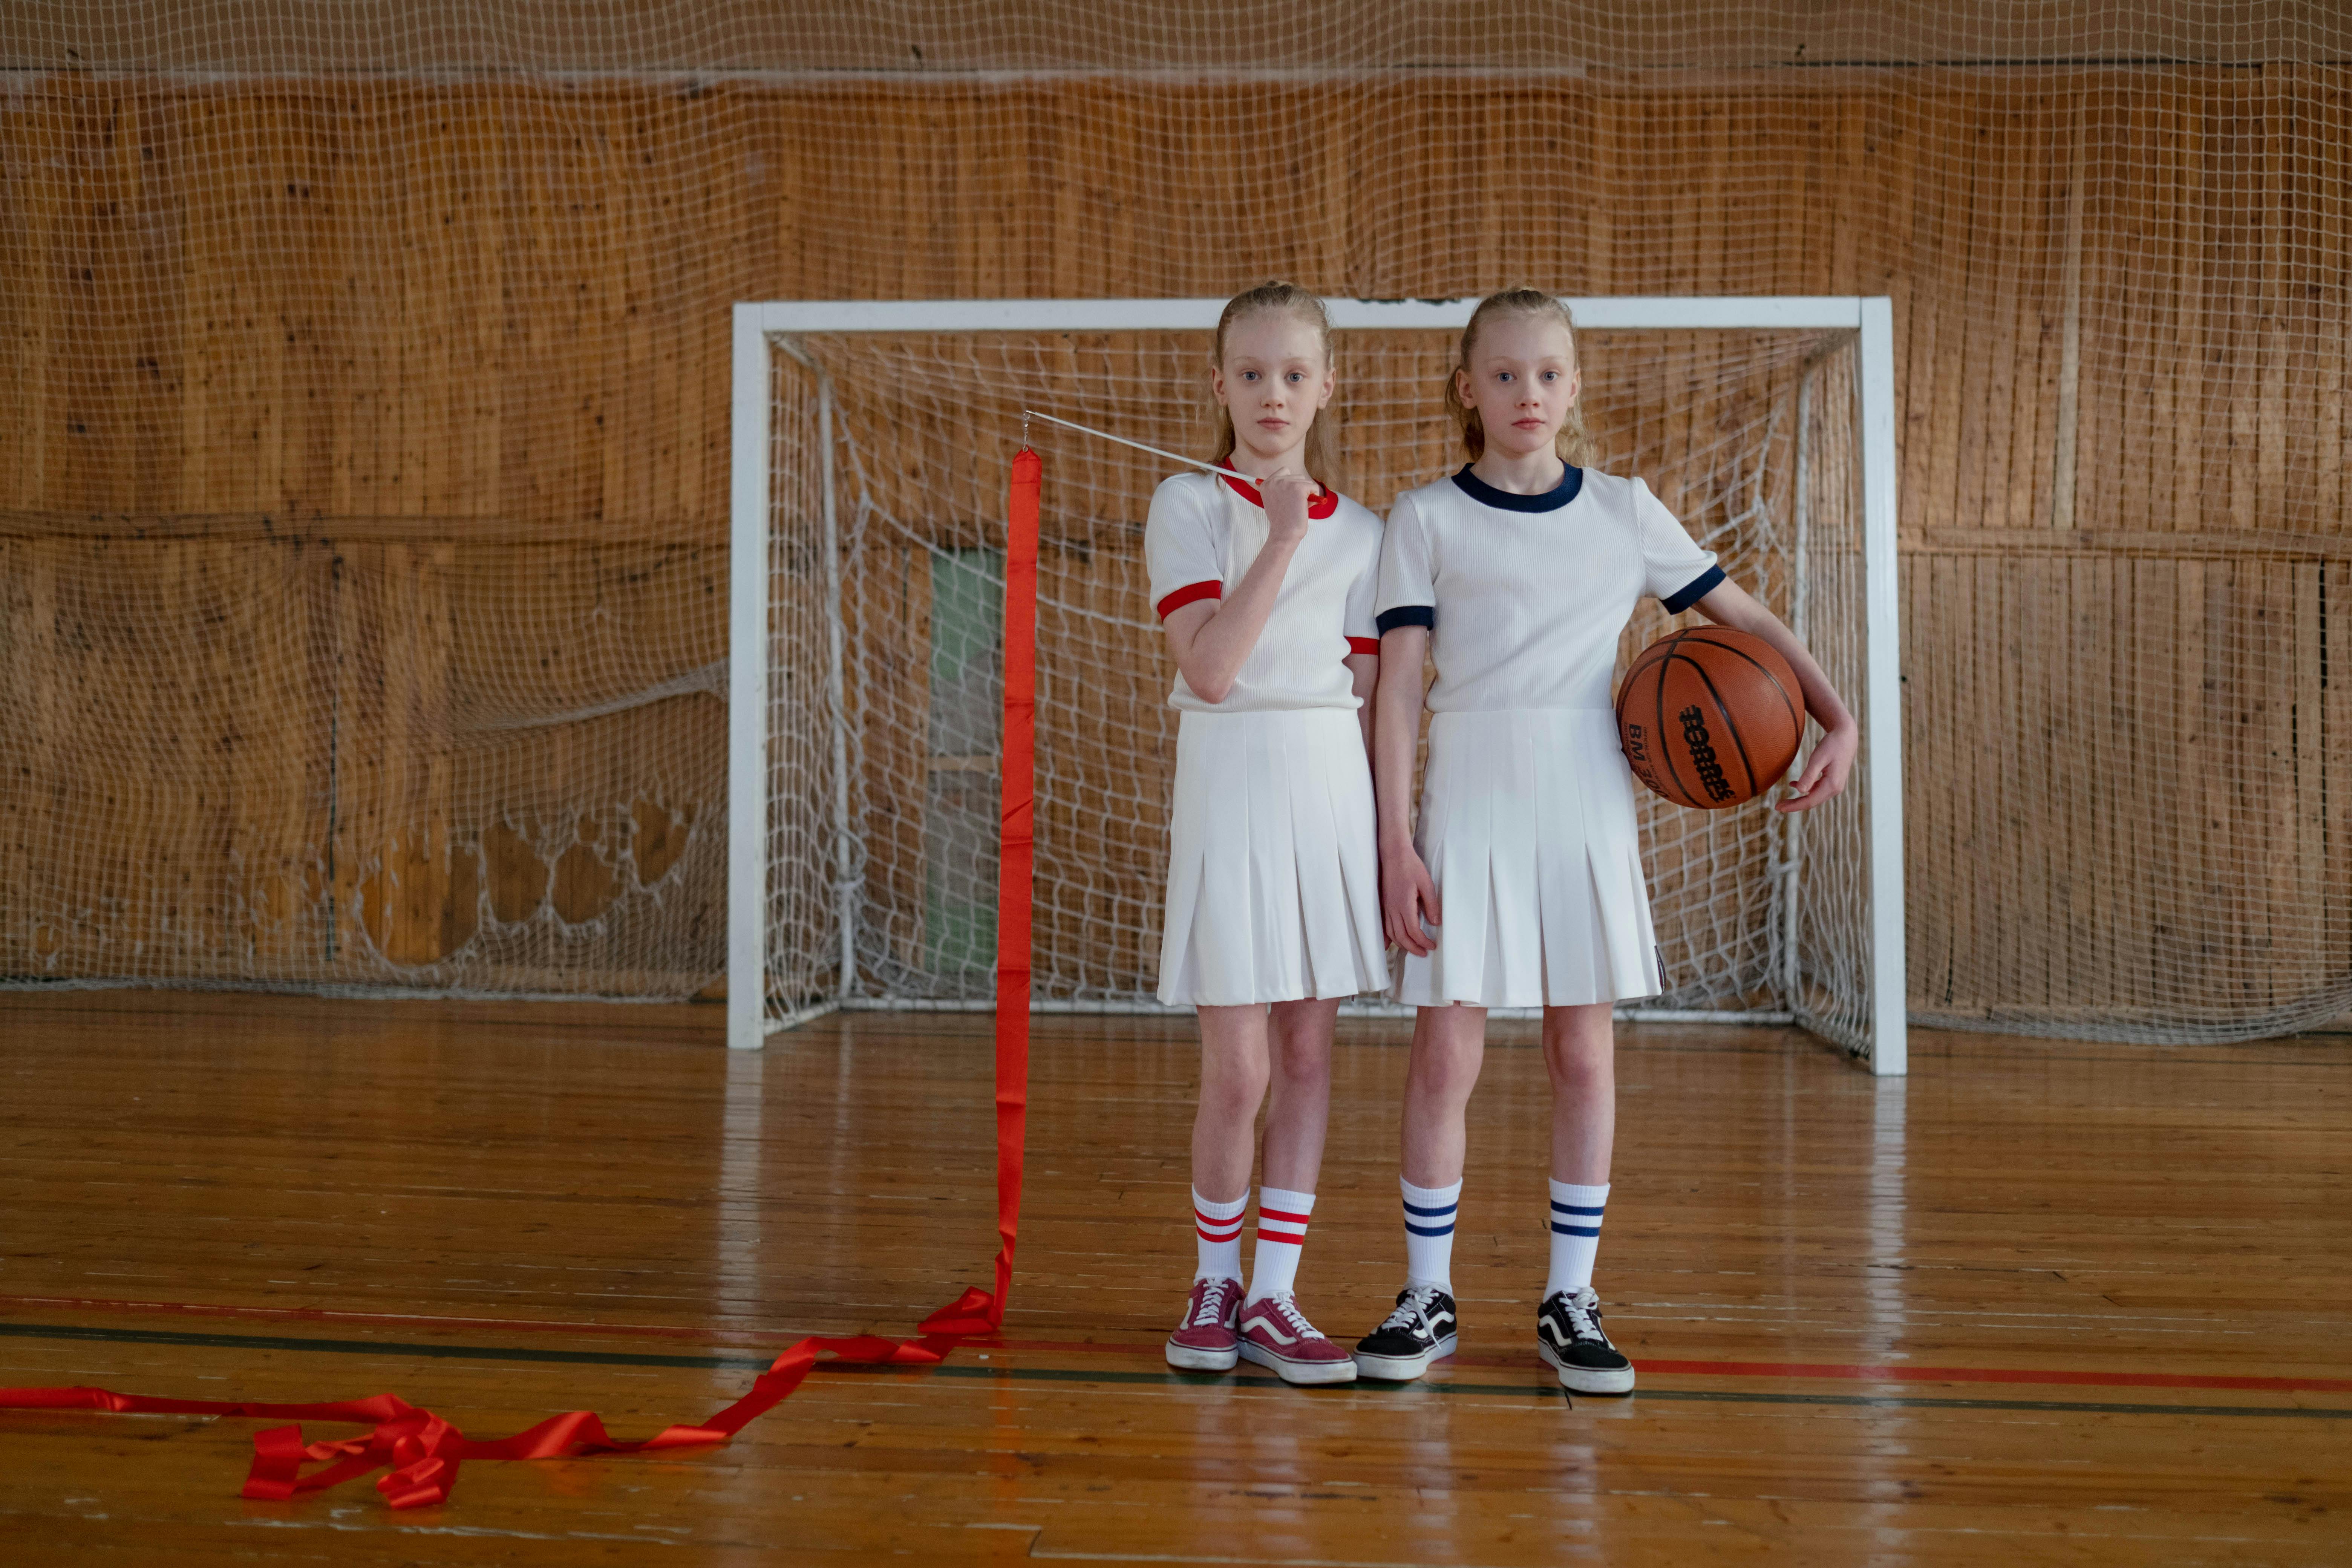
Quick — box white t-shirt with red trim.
[1144,470,1384,714]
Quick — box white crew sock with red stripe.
[1244,1187,1315,1305]
[1193,1188,1247,1283]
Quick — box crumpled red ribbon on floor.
[0,1332,958,1509]
[0,446,1047,1512]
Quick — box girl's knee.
[1269,1030,1333,1087]
[1199,1055,1269,1120]
[1543,1014,1614,1087]
[1406,1035,1484,1102]
[1271,1058,1330,1103]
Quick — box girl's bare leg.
[1399,1004,1487,1188]
[1542,1002,1615,1184]
[1259,997,1339,1191]
[1192,1004,1271,1202]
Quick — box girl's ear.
[1453,364,1475,410]
[1210,363,1229,407]
[1315,361,1335,410]
[1564,363,1583,407]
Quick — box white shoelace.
[1556,1290,1603,1342]
[1190,1279,1240,1328]
[1259,1292,1324,1340]
[1378,1283,1446,1335]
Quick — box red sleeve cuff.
[1155,580,1222,619]
[1345,636,1381,656]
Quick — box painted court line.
[1,1321,2347,1422]
[1627,1357,2352,1395]
[6,1295,2347,1395]
[0,1294,815,1350]
[0,1320,775,1373]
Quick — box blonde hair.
[1445,288,1599,468]
[1208,281,1342,490]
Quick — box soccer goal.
[728,299,1905,1073]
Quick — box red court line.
[982,1339,2352,1393]
[1625,1358,2352,1395]
[11,1295,2346,1395]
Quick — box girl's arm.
[1373,625,1439,954]
[1690,579,1859,813]
[1161,471,1316,704]
[1346,652,1378,750]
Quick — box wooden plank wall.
[0,69,2345,1023]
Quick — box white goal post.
[729,297,1906,1074]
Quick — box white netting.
[3,4,2346,1040]
[0,524,724,995]
[763,326,1881,1052]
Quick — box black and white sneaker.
[1536,1286,1635,1395]
[1352,1284,1458,1381]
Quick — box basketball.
[1616,627,1805,809]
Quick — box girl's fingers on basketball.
[1776,755,1848,812]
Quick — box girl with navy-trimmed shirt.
[1348,290,1859,1393]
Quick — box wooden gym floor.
[0,992,2344,1565]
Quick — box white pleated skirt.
[1395,707,1662,1010]
[1156,706,1389,1007]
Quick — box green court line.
[3,1320,2347,1422]
[0,1320,772,1372]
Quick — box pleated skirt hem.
[1156,706,1388,1007]
[1394,707,1661,1010]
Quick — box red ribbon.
[0,445,1047,1510]
[920,445,1042,1336]
[0,1334,952,1509]
[920,446,1040,1337]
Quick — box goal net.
[735,300,1903,1066]
[7,6,2346,1051]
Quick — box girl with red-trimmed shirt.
[1146,283,1385,1387]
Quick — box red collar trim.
[1219,471,1340,520]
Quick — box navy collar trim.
[1450,463,1583,513]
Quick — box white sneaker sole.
[1352,1332,1458,1381]
[1239,1339,1359,1385]
[1165,1337,1240,1372]
[1539,1338,1636,1395]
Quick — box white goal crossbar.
[729,298,1906,1074]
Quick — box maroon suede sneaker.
[1237,1292,1359,1385]
[1164,1276,1243,1371]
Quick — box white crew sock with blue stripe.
[1401,1176,1462,1291]
[1546,1180,1609,1298]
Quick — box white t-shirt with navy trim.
[1374,465,1723,713]
[1144,470,1384,713]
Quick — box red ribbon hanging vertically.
[922,442,1040,1337]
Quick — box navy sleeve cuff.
[1661,565,1725,615]
[1375,605,1435,634]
